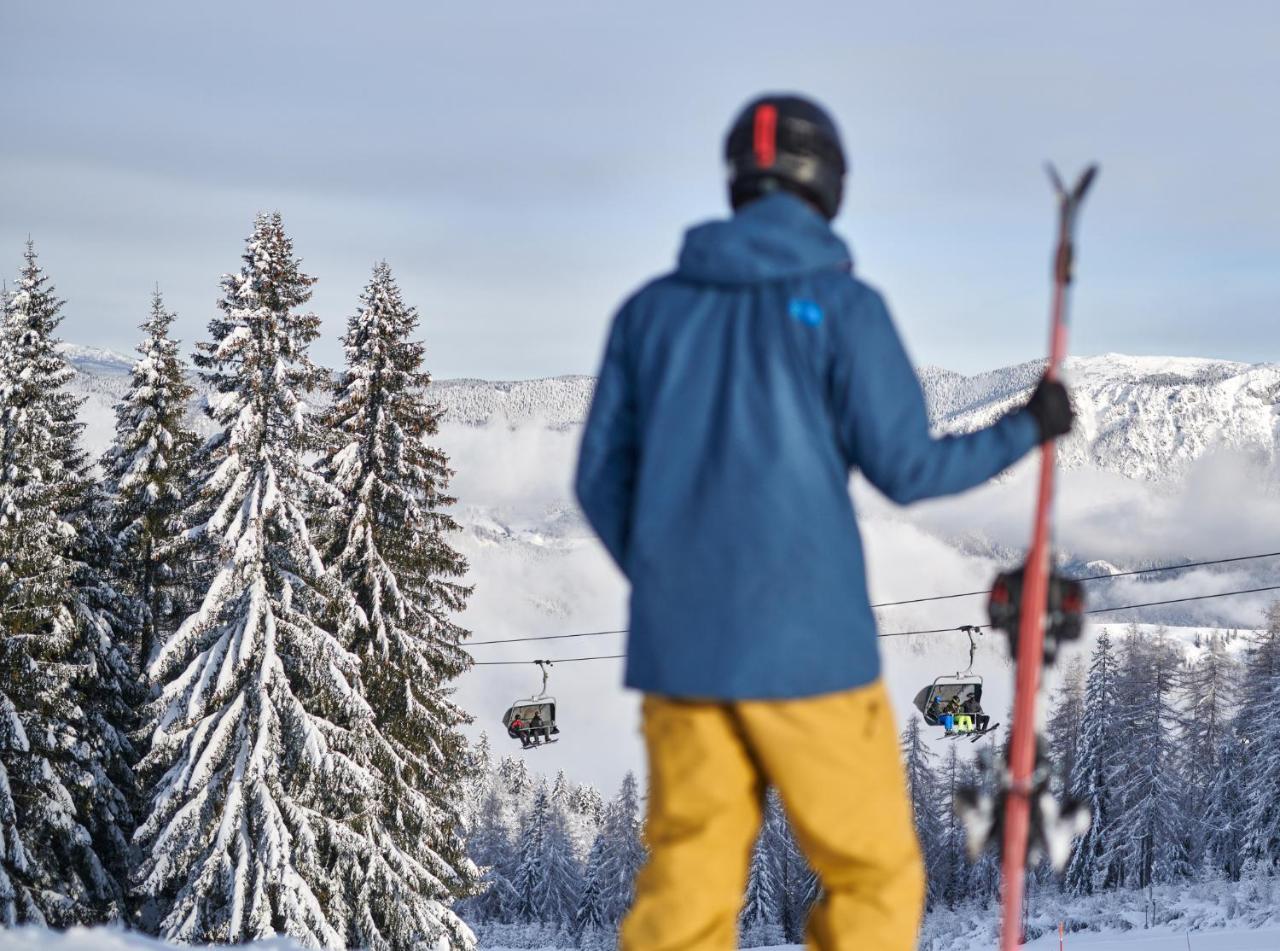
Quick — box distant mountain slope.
[921,354,1280,480]
[430,375,595,429]
[61,345,1278,482]
[427,354,1280,482]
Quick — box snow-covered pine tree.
[67,479,145,921]
[512,782,583,928]
[102,290,197,674]
[934,743,970,908]
[740,790,786,947]
[496,753,533,804]
[1047,655,1086,799]
[770,794,817,945]
[316,260,478,948]
[0,243,132,925]
[1106,627,1189,888]
[785,851,819,943]
[551,771,600,863]
[574,820,612,943]
[0,693,34,923]
[1202,724,1249,882]
[1066,628,1122,895]
[1238,602,1280,873]
[900,718,945,908]
[135,214,379,948]
[511,780,548,926]
[955,752,999,904]
[569,783,606,840]
[1177,631,1238,869]
[463,782,520,925]
[598,771,645,927]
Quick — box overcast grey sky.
[2,2,1276,378]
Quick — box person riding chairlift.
[942,694,964,735]
[509,713,532,749]
[926,694,946,726]
[529,711,546,745]
[962,688,990,733]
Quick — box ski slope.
[9,924,1275,950]
[0,927,310,950]
[1024,929,1280,949]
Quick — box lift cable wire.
[466,550,1280,647]
[473,653,627,666]
[867,549,1280,608]
[469,580,1280,665]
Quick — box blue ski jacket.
[575,193,1040,700]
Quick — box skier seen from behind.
[575,93,1074,951]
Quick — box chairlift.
[912,626,997,739]
[502,660,561,750]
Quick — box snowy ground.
[8,929,1280,951]
[481,927,1280,949]
[0,928,310,950]
[1024,928,1280,949]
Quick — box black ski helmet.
[725,94,847,220]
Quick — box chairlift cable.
[863,549,1280,608]
[1085,583,1280,616]
[467,581,1280,666]
[465,550,1280,647]
[475,653,626,666]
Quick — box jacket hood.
[676,192,853,285]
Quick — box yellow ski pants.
[620,679,924,951]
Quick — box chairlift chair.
[502,660,561,748]
[912,626,991,736]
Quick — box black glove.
[1023,376,1074,442]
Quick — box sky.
[2,2,1277,378]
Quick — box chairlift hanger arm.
[533,660,553,701]
[958,624,982,677]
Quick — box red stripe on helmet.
[753,104,778,168]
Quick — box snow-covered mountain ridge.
[921,354,1280,481]
[61,345,1279,483]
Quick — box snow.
[1024,929,1280,948]
[3,923,1276,949]
[55,343,135,373]
[0,927,312,950]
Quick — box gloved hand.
[1023,375,1074,442]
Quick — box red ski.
[999,164,1097,951]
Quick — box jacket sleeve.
[575,308,639,571]
[830,287,1041,504]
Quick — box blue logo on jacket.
[788,297,824,327]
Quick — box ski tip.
[1045,163,1100,204]
[1045,162,1066,197]
[1075,164,1099,202]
